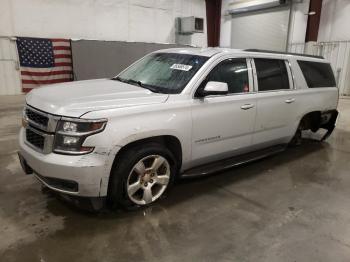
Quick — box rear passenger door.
[252,58,298,147]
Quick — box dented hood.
[26,79,169,117]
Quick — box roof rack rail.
[244,49,324,59]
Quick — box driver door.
[191,58,258,167]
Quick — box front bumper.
[19,128,118,198]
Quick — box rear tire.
[107,143,177,210]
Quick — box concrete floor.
[1,96,350,262]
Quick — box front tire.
[108,143,177,209]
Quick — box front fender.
[81,100,193,170]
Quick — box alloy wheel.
[126,155,170,205]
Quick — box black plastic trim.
[245,49,324,59]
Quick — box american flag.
[16,37,74,92]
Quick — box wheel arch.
[110,135,183,176]
[106,135,182,208]
[298,111,322,131]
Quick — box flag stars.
[17,38,54,68]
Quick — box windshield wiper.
[112,76,128,83]
[113,77,162,93]
[126,78,144,87]
[112,77,143,87]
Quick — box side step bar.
[181,144,287,178]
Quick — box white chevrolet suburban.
[18,48,339,210]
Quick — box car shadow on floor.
[43,137,331,220]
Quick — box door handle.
[285,98,295,104]
[240,104,255,110]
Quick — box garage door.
[230,7,290,52]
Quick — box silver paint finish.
[19,48,338,198]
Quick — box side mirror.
[198,81,229,97]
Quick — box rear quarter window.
[297,60,336,88]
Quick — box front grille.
[26,128,45,150]
[26,108,49,128]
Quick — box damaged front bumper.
[18,151,108,211]
[18,128,119,210]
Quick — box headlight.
[53,118,107,155]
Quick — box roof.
[155,47,326,61]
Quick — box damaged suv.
[18,48,339,210]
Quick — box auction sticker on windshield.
[170,64,193,71]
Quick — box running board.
[181,144,287,178]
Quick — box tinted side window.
[205,58,249,94]
[254,59,290,91]
[297,60,336,88]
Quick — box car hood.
[26,79,169,117]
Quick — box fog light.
[63,136,79,145]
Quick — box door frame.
[250,56,299,148]
[190,55,256,98]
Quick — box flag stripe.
[54,62,73,67]
[23,87,38,92]
[21,70,72,76]
[52,42,70,47]
[53,50,71,55]
[20,66,72,72]
[51,39,70,43]
[22,74,72,81]
[53,46,71,51]
[54,54,72,59]
[22,78,72,85]
[54,59,72,64]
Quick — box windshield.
[114,53,209,94]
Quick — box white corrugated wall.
[288,42,306,54]
[316,41,350,96]
[289,41,350,96]
[0,37,21,95]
